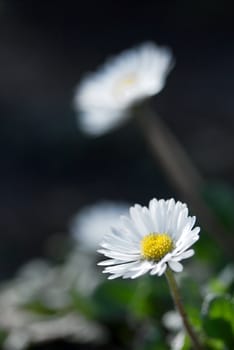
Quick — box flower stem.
[165,269,204,350]
[136,104,234,256]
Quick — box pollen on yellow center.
[141,233,174,261]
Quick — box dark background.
[0,0,234,278]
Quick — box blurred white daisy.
[74,42,174,135]
[70,201,129,252]
[60,250,101,297]
[169,331,186,350]
[162,310,183,332]
[98,198,200,279]
[2,310,106,350]
[162,310,186,350]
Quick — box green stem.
[165,269,204,350]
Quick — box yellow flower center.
[114,73,138,95]
[141,233,174,261]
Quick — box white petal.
[158,263,167,276]
[108,274,122,280]
[175,234,199,254]
[98,249,139,260]
[168,261,183,272]
[103,261,140,274]
[101,241,139,254]
[120,215,142,239]
[172,249,194,261]
[150,264,161,275]
[129,206,150,235]
[98,258,131,266]
[150,260,167,276]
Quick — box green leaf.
[70,290,98,319]
[186,306,202,330]
[204,318,232,339]
[205,295,234,328]
[23,301,60,315]
[93,279,139,320]
[206,265,234,295]
[202,294,234,347]
[181,333,192,350]
[0,330,7,346]
[205,338,227,350]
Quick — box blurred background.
[1,1,234,349]
[0,0,234,295]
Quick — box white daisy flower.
[74,42,174,135]
[70,201,129,252]
[98,198,200,279]
[162,310,183,332]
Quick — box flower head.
[70,201,129,252]
[98,198,200,279]
[74,42,174,135]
